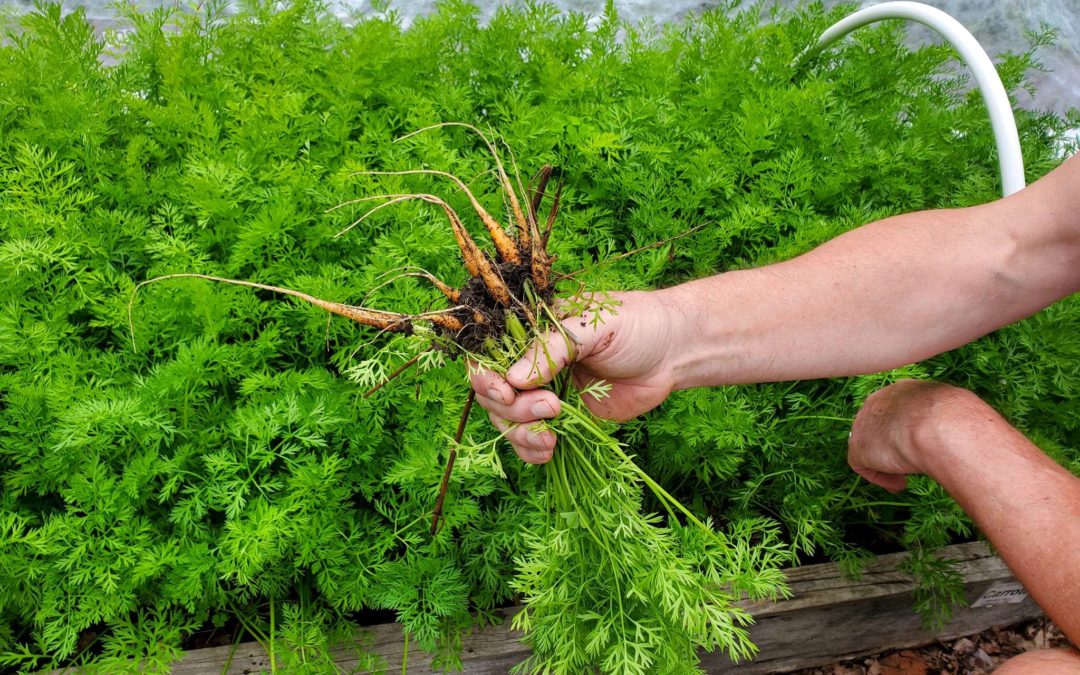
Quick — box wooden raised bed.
[167,541,1043,674]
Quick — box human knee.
[994,648,1080,674]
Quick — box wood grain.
[158,542,1045,674]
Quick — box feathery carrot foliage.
[0,0,1076,671]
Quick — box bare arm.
[473,155,1080,460]
[849,381,1080,644]
[664,153,1080,387]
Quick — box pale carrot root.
[396,122,530,249]
[332,195,421,238]
[349,170,521,264]
[500,138,535,246]
[359,268,462,306]
[128,273,420,351]
[331,188,515,306]
[325,193,409,214]
[331,191,485,277]
[409,272,460,303]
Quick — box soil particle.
[878,650,928,675]
[443,252,555,354]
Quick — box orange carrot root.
[396,122,530,249]
[349,170,521,264]
[129,274,423,350]
[420,196,512,306]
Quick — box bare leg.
[994,648,1080,674]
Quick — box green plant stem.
[227,599,270,645]
[558,401,714,536]
[269,598,276,675]
[779,415,854,424]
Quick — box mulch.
[788,617,1072,674]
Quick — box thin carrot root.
[331,191,514,306]
[396,122,530,248]
[359,268,462,306]
[134,124,562,360]
[126,273,466,351]
[330,195,423,238]
[348,170,521,264]
[406,271,460,303]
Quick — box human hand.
[848,379,981,492]
[470,290,683,464]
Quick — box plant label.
[971,581,1029,608]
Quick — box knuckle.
[504,406,535,424]
[509,426,527,442]
[488,412,509,432]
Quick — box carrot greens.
[126,120,792,671]
[1,0,1076,672]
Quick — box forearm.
[661,156,1080,388]
[917,395,1080,644]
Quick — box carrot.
[349,170,521,264]
[129,125,552,357]
[127,124,750,674]
[397,122,531,248]
[127,273,465,351]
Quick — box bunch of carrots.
[132,124,787,673]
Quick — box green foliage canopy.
[0,0,1076,671]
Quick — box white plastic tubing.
[811,1,1025,196]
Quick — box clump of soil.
[448,253,555,354]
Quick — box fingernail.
[530,401,554,418]
[488,387,507,405]
[506,362,530,386]
[534,430,555,450]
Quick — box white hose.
[812,1,1025,196]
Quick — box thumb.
[852,465,908,493]
[506,328,577,389]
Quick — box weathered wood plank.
[711,543,1043,673]
[165,541,1043,674]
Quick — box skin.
[471,153,1080,662]
[849,380,1080,658]
[472,153,1080,458]
[995,647,1080,674]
